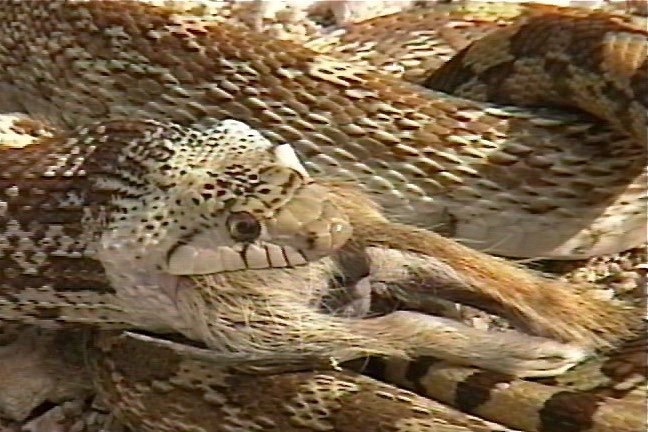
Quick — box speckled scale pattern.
[0,120,159,327]
[358,334,647,432]
[305,7,507,84]
[0,122,192,319]
[90,119,306,251]
[0,2,646,431]
[0,116,331,327]
[304,4,647,258]
[0,0,644,257]
[89,331,508,432]
[0,122,113,305]
[422,8,648,145]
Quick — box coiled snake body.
[0,1,645,432]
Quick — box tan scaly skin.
[3,118,629,376]
[0,0,645,259]
[0,1,645,431]
[0,118,642,431]
[85,329,508,432]
[0,120,643,430]
[85,182,645,432]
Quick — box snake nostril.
[227,212,262,242]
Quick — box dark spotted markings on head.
[84,118,352,277]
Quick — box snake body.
[1,0,645,259]
[0,1,646,431]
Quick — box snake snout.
[266,185,353,261]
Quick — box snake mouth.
[165,180,353,276]
[165,200,352,276]
[166,241,317,275]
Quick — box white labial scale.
[265,243,289,267]
[245,244,271,269]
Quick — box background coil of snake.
[0,1,646,432]
[154,0,648,260]
[1,0,646,259]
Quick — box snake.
[0,1,646,431]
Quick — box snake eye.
[227,212,261,242]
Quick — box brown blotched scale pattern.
[0,1,646,432]
[0,0,645,258]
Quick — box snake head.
[94,119,352,277]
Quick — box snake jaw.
[166,243,310,275]
[165,183,353,275]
